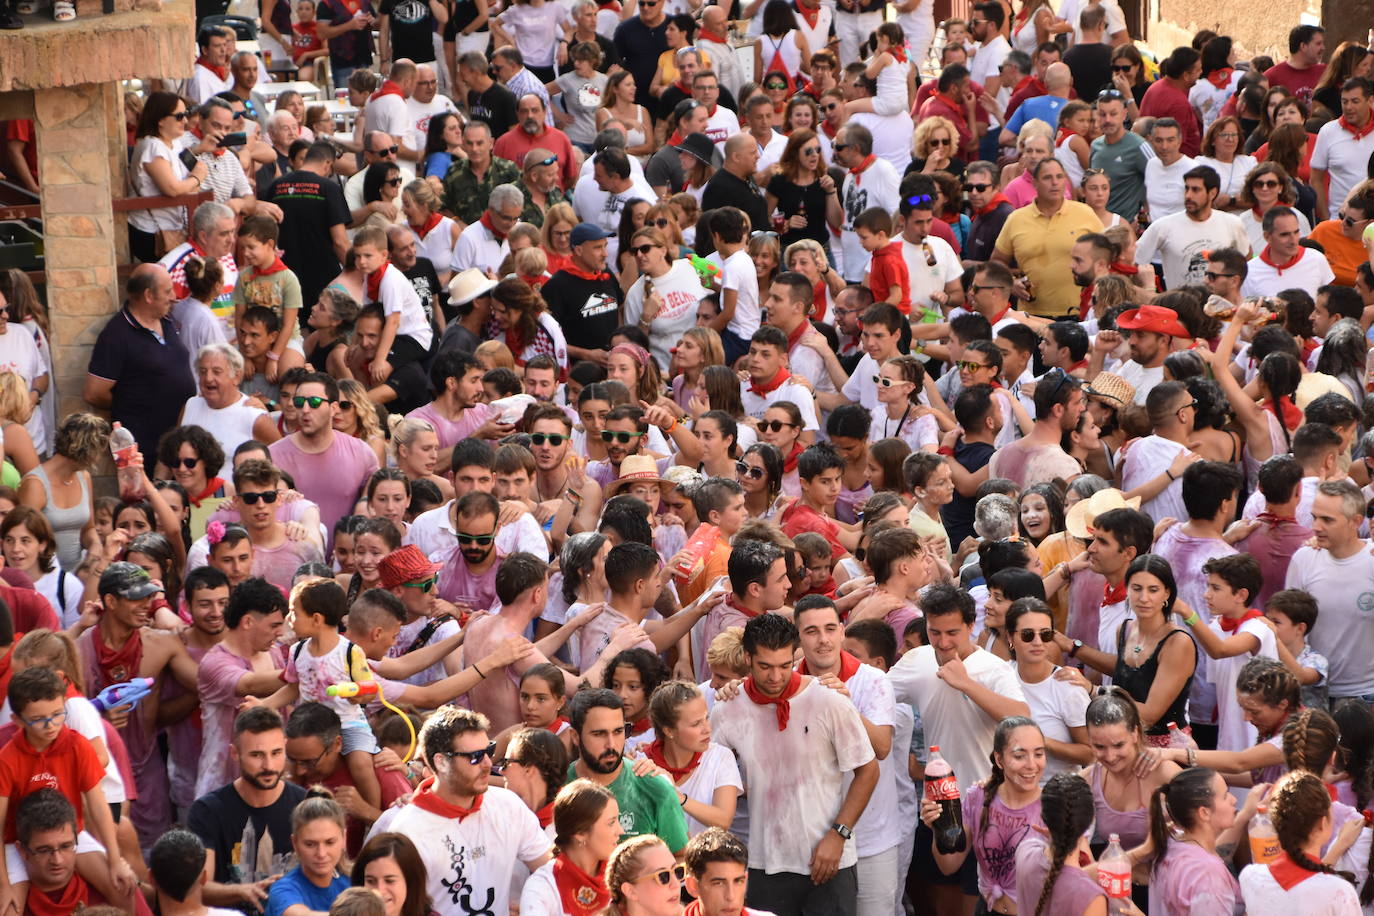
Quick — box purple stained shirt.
[965,783,1043,907]
[434,544,500,609]
[1235,519,1314,608]
[1148,838,1241,916]
[407,402,498,449]
[268,433,379,541]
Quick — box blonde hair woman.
[475,340,516,371]
[912,115,964,175]
[783,239,844,323]
[605,836,684,916]
[333,378,388,466]
[0,371,38,489]
[389,416,455,501]
[540,202,578,275]
[669,327,724,413]
[401,180,461,285]
[18,412,108,570]
[645,202,686,252]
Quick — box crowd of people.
[8,0,1374,914]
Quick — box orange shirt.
[0,726,103,843]
[1307,219,1365,287]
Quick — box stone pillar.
[33,82,123,420]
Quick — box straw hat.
[610,454,672,496]
[1065,488,1142,540]
[1084,371,1136,411]
[1295,371,1353,411]
[447,268,498,306]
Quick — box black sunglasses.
[371,145,400,156]
[631,244,657,255]
[385,177,403,186]
[832,142,851,152]
[172,457,199,469]
[241,490,280,505]
[634,865,687,886]
[338,400,354,411]
[1112,64,1133,72]
[929,138,952,147]
[1017,628,1055,643]
[736,460,765,480]
[1203,271,1236,281]
[760,419,796,433]
[456,532,497,546]
[963,182,991,192]
[601,430,640,443]
[530,432,568,446]
[440,741,497,765]
[1042,368,1070,405]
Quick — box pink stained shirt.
[407,401,498,449]
[268,432,379,538]
[194,642,289,798]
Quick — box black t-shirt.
[404,256,442,324]
[87,307,196,464]
[541,268,623,351]
[1063,42,1115,99]
[268,169,351,312]
[380,0,438,63]
[765,173,830,248]
[444,0,486,36]
[188,781,308,884]
[317,0,375,68]
[613,16,670,110]
[468,83,517,137]
[701,169,769,235]
[944,439,995,545]
[645,145,683,193]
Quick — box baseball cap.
[570,222,613,246]
[99,562,162,600]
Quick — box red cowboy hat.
[1115,304,1190,339]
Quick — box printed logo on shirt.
[1358,591,1374,613]
[27,772,59,791]
[842,186,869,231]
[581,293,617,319]
[440,835,496,916]
[619,810,637,835]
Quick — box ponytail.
[1034,773,1096,916]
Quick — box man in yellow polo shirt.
[991,158,1103,318]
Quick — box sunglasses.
[385,177,403,186]
[963,182,991,192]
[802,146,821,155]
[736,460,765,480]
[759,419,797,432]
[371,145,400,155]
[1042,368,1070,406]
[1251,179,1281,189]
[957,360,989,371]
[822,103,839,112]
[531,154,558,168]
[1097,88,1126,100]
[1017,628,1055,643]
[766,82,787,90]
[634,865,687,886]
[293,395,333,408]
[833,142,851,152]
[1343,213,1370,227]
[440,741,498,765]
[872,375,906,387]
[651,218,673,228]
[338,400,354,411]
[601,430,641,443]
[1111,64,1133,72]
[929,138,952,147]
[171,111,188,120]
[241,490,281,505]
[529,432,568,446]
[631,244,658,255]
[172,457,200,469]
[403,577,437,593]
[1204,271,1236,281]
[970,284,1007,293]
[456,532,497,546]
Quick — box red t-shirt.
[780,501,845,561]
[25,873,154,916]
[1139,79,1201,156]
[0,727,104,843]
[867,241,911,315]
[322,760,412,856]
[1264,61,1325,107]
[0,582,60,633]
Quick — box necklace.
[884,402,913,440]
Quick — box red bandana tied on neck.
[848,154,877,181]
[365,260,391,302]
[545,716,569,733]
[889,43,907,64]
[24,875,92,916]
[1056,126,1078,146]
[975,193,1010,216]
[628,716,651,737]
[1339,116,1374,140]
[536,799,555,828]
[1102,580,1127,608]
[797,649,861,682]
[644,738,703,780]
[698,26,729,43]
[412,211,443,240]
[411,776,485,820]
[782,441,804,473]
[795,0,819,27]
[189,476,225,508]
[1257,512,1297,525]
[724,594,762,620]
[1259,245,1303,274]
[553,855,611,916]
[370,79,405,103]
[1218,608,1265,633]
[1268,851,1320,890]
[95,628,144,686]
[749,365,792,396]
[257,256,290,277]
[563,263,609,282]
[1205,67,1234,89]
[1263,395,1303,431]
[197,56,228,80]
[743,670,803,730]
[1078,285,1095,321]
[481,211,507,242]
[821,119,839,139]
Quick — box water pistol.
[689,254,721,285]
[92,677,156,714]
[325,681,379,699]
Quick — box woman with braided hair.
[1239,770,1361,914]
[1014,772,1107,916]
[920,716,1047,913]
[1278,707,1371,886]
[1147,766,1260,914]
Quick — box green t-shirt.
[232,262,304,341]
[1090,130,1151,223]
[566,761,689,853]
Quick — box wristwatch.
[1069,639,1083,659]
[831,823,853,840]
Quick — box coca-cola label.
[1097,868,1129,898]
[925,775,959,801]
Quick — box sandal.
[52,0,73,20]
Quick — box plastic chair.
[200,13,258,40]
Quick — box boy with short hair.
[830,302,906,412]
[738,327,819,436]
[855,207,910,314]
[941,383,1002,546]
[680,476,747,605]
[236,305,284,392]
[780,443,858,557]
[708,207,761,366]
[208,523,255,588]
[352,226,434,395]
[1264,588,1329,711]
[1186,554,1278,752]
[233,215,306,382]
[684,827,765,916]
[794,532,836,597]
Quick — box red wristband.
[937,446,955,457]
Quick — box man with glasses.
[345,130,415,218]
[441,119,521,226]
[1089,88,1150,222]
[962,161,1013,265]
[1136,165,1250,290]
[269,372,380,535]
[831,124,900,283]
[525,403,603,534]
[1118,380,1202,524]
[1242,205,1334,298]
[495,95,578,190]
[453,182,524,272]
[694,71,741,149]
[515,149,568,227]
[409,438,548,563]
[1308,190,1374,286]
[987,365,1084,487]
[403,63,458,160]
[230,458,323,590]
[17,790,152,916]
[1202,247,1248,309]
[375,705,552,915]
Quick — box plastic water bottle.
[1166,722,1197,751]
[1250,805,1279,864]
[924,745,966,854]
[109,424,138,469]
[674,523,720,582]
[1097,833,1131,914]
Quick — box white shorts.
[5,830,104,883]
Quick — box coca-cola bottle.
[1097,833,1131,914]
[924,745,966,853]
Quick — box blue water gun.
[92,677,155,714]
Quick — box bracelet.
[1165,469,1175,481]
[663,417,679,434]
[679,792,688,807]
[937,446,955,457]
[266,352,281,361]
[473,663,486,679]
[1186,747,1197,767]
[1182,611,1200,627]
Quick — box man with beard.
[1136,165,1250,291]
[526,403,602,536]
[16,790,153,916]
[541,223,620,366]
[188,706,308,911]
[986,366,1086,488]
[711,613,878,915]
[1117,380,1204,524]
[165,568,232,822]
[494,95,579,190]
[1069,233,1113,319]
[569,688,689,853]
[431,491,504,612]
[371,706,550,914]
[195,578,289,798]
[587,403,700,489]
[76,564,199,849]
[1092,303,1191,403]
[408,350,512,461]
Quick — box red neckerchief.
[1078,285,1096,320]
[1069,359,1090,373]
[889,44,907,64]
[821,119,839,139]
[411,211,442,240]
[1259,245,1303,274]
[1268,851,1320,891]
[724,594,762,620]
[628,716,651,737]
[1263,395,1302,431]
[1110,260,1139,276]
[1014,75,1042,96]
[932,90,964,115]
[255,256,290,277]
[505,325,528,358]
[553,854,611,916]
[25,874,92,916]
[975,193,1010,216]
[196,56,228,80]
[1102,580,1126,607]
[189,126,228,157]
[666,130,684,145]
[1339,115,1374,140]
[411,776,485,820]
[536,799,555,828]
[1056,126,1077,146]
[365,261,390,302]
[643,738,703,780]
[94,627,143,685]
[797,650,860,682]
[1205,67,1234,89]
[370,79,405,102]
[545,716,569,733]
[784,319,810,354]
[848,154,877,182]
[1257,512,1297,525]
[673,79,692,95]
[748,365,791,396]
[562,263,610,282]
[782,441,804,473]
[1218,608,1265,633]
[188,476,225,508]
[794,0,819,27]
[743,671,803,730]
[988,305,1011,326]
[811,281,828,322]
[698,26,729,43]
[597,0,620,10]
[803,576,838,598]
[481,211,507,242]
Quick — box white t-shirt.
[888,646,1026,787]
[1119,435,1191,524]
[367,264,434,351]
[451,218,511,276]
[839,157,901,283]
[1242,247,1336,298]
[710,678,875,875]
[0,326,48,448]
[1239,207,1312,255]
[750,129,789,175]
[364,92,412,145]
[1239,862,1361,916]
[842,352,882,410]
[129,136,192,233]
[740,379,819,429]
[1285,543,1374,698]
[623,260,710,372]
[849,111,914,175]
[1208,616,1278,753]
[187,63,233,104]
[404,95,459,156]
[571,172,659,259]
[1311,117,1374,220]
[716,248,762,340]
[968,35,1011,89]
[1143,155,1197,221]
[680,742,744,837]
[902,235,962,311]
[1134,208,1250,290]
[35,567,83,629]
[845,664,900,857]
[1019,668,1090,783]
[1113,360,1164,404]
[373,786,550,916]
[1097,597,1130,656]
[1194,154,1257,201]
[405,502,549,561]
[1059,0,1125,42]
[704,105,742,152]
[1189,72,1242,131]
[64,694,127,804]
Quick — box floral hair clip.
[207,520,226,547]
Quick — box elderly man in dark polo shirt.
[83,264,196,468]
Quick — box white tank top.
[1054,131,1085,192]
[1011,9,1040,54]
[760,31,803,80]
[414,215,457,277]
[181,393,266,481]
[875,57,907,105]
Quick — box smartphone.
[178,148,199,171]
[218,131,248,148]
